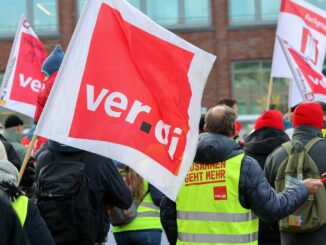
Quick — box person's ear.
[203,124,208,132]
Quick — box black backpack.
[34,152,96,245]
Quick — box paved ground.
[106,228,169,244]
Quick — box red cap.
[293,102,323,129]
[254,110,284,131]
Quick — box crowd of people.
[0,44,325,245]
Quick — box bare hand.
[302,178,324,195]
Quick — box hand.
[302,178,323,195]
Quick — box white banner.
[35,0,216,200]
[271,0,326,107]
[279,36,326,104]
[0,16,47,118]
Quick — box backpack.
[275,137,326,233]
[34,152,96,245]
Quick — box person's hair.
[199,114,206,133]
[125,168,145,202]
[205,105,236,137]
[216,97,237,108]
[317,101,326,115]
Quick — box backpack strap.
[282,141,293,156]
[304,137,324,152]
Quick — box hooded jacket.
[35,141,132,243]
[244,127,290,245]
[264,126,326,245]
[161,133,309,245]
[244,127,290,169]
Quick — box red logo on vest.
[214,186,227,200]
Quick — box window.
[232,60,289,115]
[229,0,281,26]
[0,0,58,36]
[77,0,211,29]
[306,0,326,10]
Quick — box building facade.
[0,0,325,126]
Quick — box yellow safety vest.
[322,129,326,138]
[11,195,28,226]
[176,153,258,245]
[112,181,162,233]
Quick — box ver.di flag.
[0,16,47,118]
[278,36,326,103]
[35,0,216,200]
[271,0,326,107]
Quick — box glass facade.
[229,0,281,26]
[78,0,211,28]
[0,0,58,36]
[306,0,326,10]
[232,60,289,115]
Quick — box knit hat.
[254,110,285,131]
[0,160,18,185]
[293,102,324,129]
[41,44,64,77]
[4,115,24,129]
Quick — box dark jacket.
[264,126,326,245]
[24,200,55,245]
[0,184,55,245]
[244,127,290,245]
[161,133,309,245]
[35,141,132,243]
[244,127,290,170]
[0,189,30,245]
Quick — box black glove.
[20,157,35,190]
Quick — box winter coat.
[160,132,309,245]
[0,189,30,245]
[264,126,326,245]
[3,129,27,162]
[0,184,55,245]
[35,141,132,242]
[244,127,290,245]
[24,200,55,245]
[34,71,56,122]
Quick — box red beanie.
[254,110,284,131]
[293,102,323,129]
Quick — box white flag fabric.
[272,0,326,78]
[0,16,47,118]
[278,36,326,103]
[271,0,326,107]
[35,0,216,200]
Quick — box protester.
[112,166,163,245]
[0,159,55,245]
[244,110,290,245]
[265,102,326,244]
[3,114,27,162]
[0,188,29,245]
[35,140,132,244]
[216,97,243,144]
[34,44,64,123]
[160,105,323,245]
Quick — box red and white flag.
[278,36,326,103]
[0,16,47,118]
[35,0,216,200]
[271,0,326,107]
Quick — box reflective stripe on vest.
[11,195,28,226]
[178,232,258,243]
[111,180,162,233]
[176,153,258,245]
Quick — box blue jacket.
[160,132,309,245]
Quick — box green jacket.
[3,130,27,162]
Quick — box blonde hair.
[125,167,145,203]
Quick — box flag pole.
[265,76,273,111]
[18,134,37,186]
